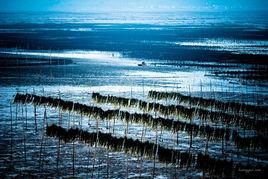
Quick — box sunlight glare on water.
[2,50,140,66]
[175,39,268,55]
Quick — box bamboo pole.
[72,105,75,177]
[152,103,159,178]
[39,106,46,173]
[152,125,158,178]
[33,89,37,132]
[138,78,146,178]
[220,82,225,155]
[189,85,192,149]
[39,88,45,172]
[56,91,61,177]
[23,102,27,163]
[139,79,146,178]
[125,125,129,178]
[25,100,27,130]
[10,103,13,163]
[72,140,75,177]
[139,124,146,178]
[15,102,18,128]
[93,106,100,178]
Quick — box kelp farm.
[1,9,268,178]
[7,90,268,177]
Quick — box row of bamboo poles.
[147,91,267,116]
[92,92,267,133]
[46,124,267,178]
[13,93,268,149]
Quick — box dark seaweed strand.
[232,131,268,149]
[92,92,268,132]
[14,93,268,149]
[14,93,231,143]
[147,90,268,116]
[46,124,267,178]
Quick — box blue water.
[0,11,267,57]
[0,11,267,86]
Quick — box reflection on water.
[175,39,268,55]
[2,50,140,66]
[0,11,267,28]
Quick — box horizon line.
[1,9,268,14]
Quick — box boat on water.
[138,61,146,66]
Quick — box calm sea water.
[0,11,267,88]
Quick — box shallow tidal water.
[0,11,267,178]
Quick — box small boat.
[138,61,146,66]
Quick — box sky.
[0,0,267,12]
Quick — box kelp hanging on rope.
[196,108,267,132]
[14,93,231,142]
[196,153,267,178]
[92,92,138,108]
[148,90,268,116]
[46,124,189,166]
[14,93,119,120]
[46,124,267,178]
[92,92,194,118]
[119,111,231,142]
[232,131,268,150]
[91,92,268,132]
